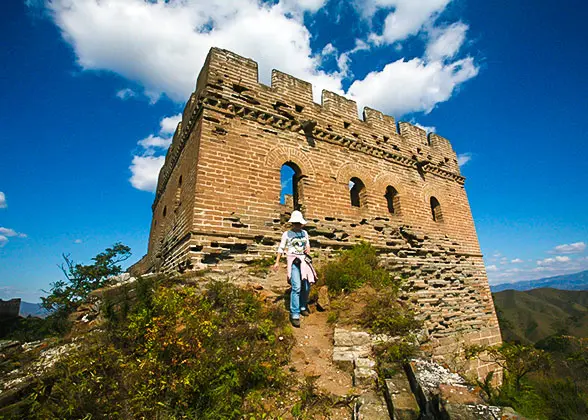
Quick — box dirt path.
[289,309,353,396]
[247,267,353,396]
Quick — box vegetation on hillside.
[0,243,131,342]
[321,243,423,373]
[7,277,297,419]
[464,289,588,419]
[493,288,588,344]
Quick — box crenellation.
[321,89,359,122]
[271,70,313,105]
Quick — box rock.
[355,358,376,369]
[442,404,503,420]
[334,329,371,347]
[354,367,377,388]
[384,374,420,420]
[316,285,330,311]
[438,384,483,405]
[354,391,389,420]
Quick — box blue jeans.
[290,260,309,320]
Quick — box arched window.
[430,197,443,222]
[385,186,399,214]
[349,177,366,208]
[280,162,302,210]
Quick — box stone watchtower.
[132,48,502,380]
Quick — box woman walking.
[272,210,316,327]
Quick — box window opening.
[349,177,366,208]
[430,197,443,222]
[280,162,302,210]
[385,186,399,214]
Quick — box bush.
[361,290,422,337]
[321,243,393,294]
[24,279,295,419]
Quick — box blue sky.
[1,0,587,301]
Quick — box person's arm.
[304,230,310,254]
[272,232,288,271]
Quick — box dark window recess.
[295,104,304,112]
[349,177,366,208]
[163,206,167,217]
[343,121,351,129]
[385,186,399,214]
[430,196,443,222]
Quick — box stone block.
[353,367,377,388]
[438,384,483,405]
[334,329,371,347]
[384,376,420,420]
[355,357,376,369]
[354,391,390,420]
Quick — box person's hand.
[272,262,280,272]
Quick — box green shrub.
[321,243,393,294]
[25,280,294,419]
[361,290,421,337]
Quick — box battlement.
[195,48,458,165]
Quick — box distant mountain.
[493,288,588,344]
[19,302,48,318]
[491,270,588,292]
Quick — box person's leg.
[290,261,302,319]
[300,279,310,313]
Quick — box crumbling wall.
[133,48,502,381]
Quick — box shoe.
[290,317,301,328]
[300,309,310,317]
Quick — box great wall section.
[130,47,503,382]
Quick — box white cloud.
[548,242,586,255]
[159,114,182,136]
[42,0,481,191]
[130,155,166,192]
[0,227,27,247]
[348,57,478,116]
[46,0,342,103]
[486,265,498,272]
[0,192,6,208]
[130,113,182,192]
[116,88,136,100]
[511,258,524,264]
[537,255,571,266]
[363,0,451,45]
[426,22,468,61]
[412,122,436,133]
[74,239,83,244]
[137,135,172,150]
[457,153,472,167]
[45,0,478,116]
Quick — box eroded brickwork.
[133,48,502,380]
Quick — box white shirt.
[278,230,310,255]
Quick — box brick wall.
[133,48,502,381]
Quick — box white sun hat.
[288,210,307,224]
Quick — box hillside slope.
[493,288,588,344]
